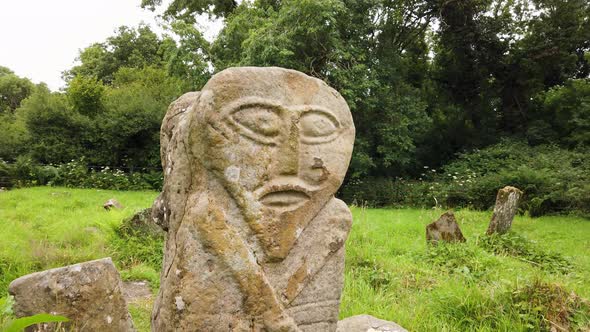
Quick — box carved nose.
[275,117,300,176]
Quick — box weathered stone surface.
[8,257,135,332]
[486,186,523,235]
[426,211,466,244]
[336,315,408,332]
[119,208,165,237]
[104,198,123,210]
[123,281,153,303]
[151,67,355,332]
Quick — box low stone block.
[8,257,135,332]
[337,315,408,332]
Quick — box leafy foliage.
[0,67,35,114]
[1,158,162,190]
[343,139,590,216]
[1,313,69,332]
[480,233,572,274]
[510,280,590,331]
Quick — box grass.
[341,207,590,331]
[1,187,589,331]
[0,187,160,331]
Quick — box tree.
[0,67,35,114]
[498,0,590,133]
[163,20,211,90]
[141,0,238,20]
[67,75,106,117]
[98,66,186,168]
[65,24,169,84]
[17,85,92,164]
[529,79,590,147]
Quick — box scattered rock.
[119,208,164,237]
[150,193,169,232]
[337,315,408,332]
[104,198,123,210]
[122,281,152,303]
[152,67,356,331]
[487,186,523,235]
[426,211,466,244]
[9,257,135,332]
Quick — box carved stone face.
[194,67,355,260]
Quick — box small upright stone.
[9,257,135,332]
[486,186,523,235]
[119,208,164,237]
[426,211,466,244]
[104,198,123,210]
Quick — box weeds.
[349,259,394,290]
[479,232,572,274]
[511,279,590,331]
[423,243,497,282]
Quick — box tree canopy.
[1,0,588,192]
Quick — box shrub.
[511,280,590,331]
[342,140,590,216]
[1,158,163,191]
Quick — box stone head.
[188,67,355,260]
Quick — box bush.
[1,158,162,191]
[511,280,590,331]
[340,140,590,216]
[339,177,398,207]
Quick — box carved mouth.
[259,187,310,211]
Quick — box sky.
[0,0,219,91]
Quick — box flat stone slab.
[337,315,408,332]
[122,280,152,303]
[9,257,135,332]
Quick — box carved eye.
[231,105,282,145]
[300,110,340,144]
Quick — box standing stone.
[119,208,165,238]
[151,67,355,332]
[8,257,135,332]
[426,211,466,244]
[486,186,523,235]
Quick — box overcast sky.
[0,0,217,91]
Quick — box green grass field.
[1,187,589,331]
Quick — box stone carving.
[8,257,135,332]
[486,186,523,235]
[151,67,355,332]
[426,211,466,244]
